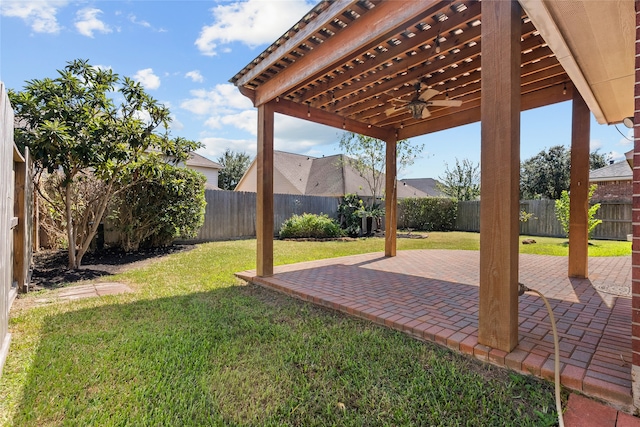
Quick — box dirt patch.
[30,245,196,291]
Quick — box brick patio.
[237,249,634,412]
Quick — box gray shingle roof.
[589,161,632,182]
[186,152,223,169]
[399,178,445,197]
[262,150,428,198]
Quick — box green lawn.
[2,232,628,426]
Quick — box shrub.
[279,213,343,239]
[337,193,366,237]
[111,164,206,251]
[398,197,458,231]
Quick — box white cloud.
[1,0,68,34]
[182,83,339,156]
[197,117,341,160]
[198,137,256,160]
[169,115,184,131]
[186,70,204,83]
[273,115,341,153]
[609,150,626,162]
[590,139,603,151]
[181,83,253,116]
[75,7,112,38]
[617,128,634,146]
[220,110,257,134]
[133,68,161,90]
[195,0,314,56]
[128,14,150,28]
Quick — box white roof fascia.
[518,0,607,124]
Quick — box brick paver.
[237,250,636,414]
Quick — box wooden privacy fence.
[456,199,631,240]
[185,192,631,243]
[0,82,33,377]
[187,190,340,242]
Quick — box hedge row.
[398,197,457,231]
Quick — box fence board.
[186,192,632,243]
[456,199,631,240]
[592,202,632,241]
[188,190,340,242]
[455,200,480,232]
[0,82,22,377]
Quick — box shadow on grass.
[12,283,558,427]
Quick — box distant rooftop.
[589,161,632,182]
[187,152,223,170]
[399,178,445,197]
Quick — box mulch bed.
[30,245,195,290]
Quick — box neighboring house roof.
[186,152,223,170]
[236,150,429,198]
[399,178,445,197]
[589,161,632,182]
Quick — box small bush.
[279,213,344,239]
[554,184,602,238]
[398,197,458,231]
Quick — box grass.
[1,231,628,426]
[275,231,630,259]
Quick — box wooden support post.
[385,137,397,257]
[256,102,275,277]
[13,156,27,292]
[568,91,590,278]
[478,0,521,352]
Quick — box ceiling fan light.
[407,101,426,119]
[623,116,634,129]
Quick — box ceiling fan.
[385,82,462,120]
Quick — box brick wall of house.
[592,181,633,202]
[631,0,640,410]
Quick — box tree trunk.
[33,186,39,252]
[65,184,77,269]
[75,181,114,268]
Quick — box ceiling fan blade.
[428,99,463,107]
[418,88,439,102]
[391,97,409,104]
[421,108,431,119]
[385,107,400,116]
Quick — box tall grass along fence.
[185,190,339,242]
[456,199,631,241]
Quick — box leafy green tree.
[589,150,610,170]
[554,184,602,238]
[217,149,250,190]
[338,132,424,207]
[520,145,570,200]
[437,158,480,201]
[9,59,200,268]
[520,146,611,200]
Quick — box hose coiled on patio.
[518,282,564,427]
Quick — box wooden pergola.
[230,0,634,390]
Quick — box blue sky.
[1,0,633,180]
